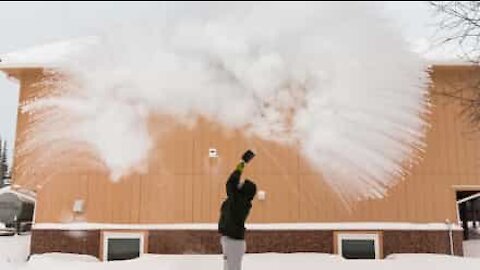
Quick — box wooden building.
[1,42,479,260]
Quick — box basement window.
[103,232,144,261]
[337,233,380,259]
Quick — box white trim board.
[33,222,463,231]
[452,185,480,190]
[457,192,480,204]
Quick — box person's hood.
[240,179,257,201]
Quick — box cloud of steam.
[22,2,429,201]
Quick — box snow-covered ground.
[464,240,480,258]
[0,235,30,263]
[0,253,478,270]
[1,235,480,269]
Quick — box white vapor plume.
[21,2,429,201]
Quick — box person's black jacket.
[218,167,257,240]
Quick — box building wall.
[30,229,463,258]
[6,65,480,224]
[30,229,100,257]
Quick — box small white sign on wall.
[73,199,85,213]
[209,148,219,158]
[257,190,266,201]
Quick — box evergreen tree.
[0,138,4,187]
[0,138,9,187]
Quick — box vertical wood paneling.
[10,65,480,225]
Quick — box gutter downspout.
[446,219,455,255]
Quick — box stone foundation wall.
[30,229,463,259]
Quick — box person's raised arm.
[226,161,245,197]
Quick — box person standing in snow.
[218,150,257,270]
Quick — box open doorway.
[456,190,480,240]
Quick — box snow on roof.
[0,36,473,71]
[0,37,97,69]
[0,186,36,202]
[428,59,476,66]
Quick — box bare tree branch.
[430,1,480,128]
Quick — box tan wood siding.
[9,66,480,224]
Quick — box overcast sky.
[0,1,442,161]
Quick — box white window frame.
[103,232,144,261]
[337,233,380,259]
[453,186,480,224]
